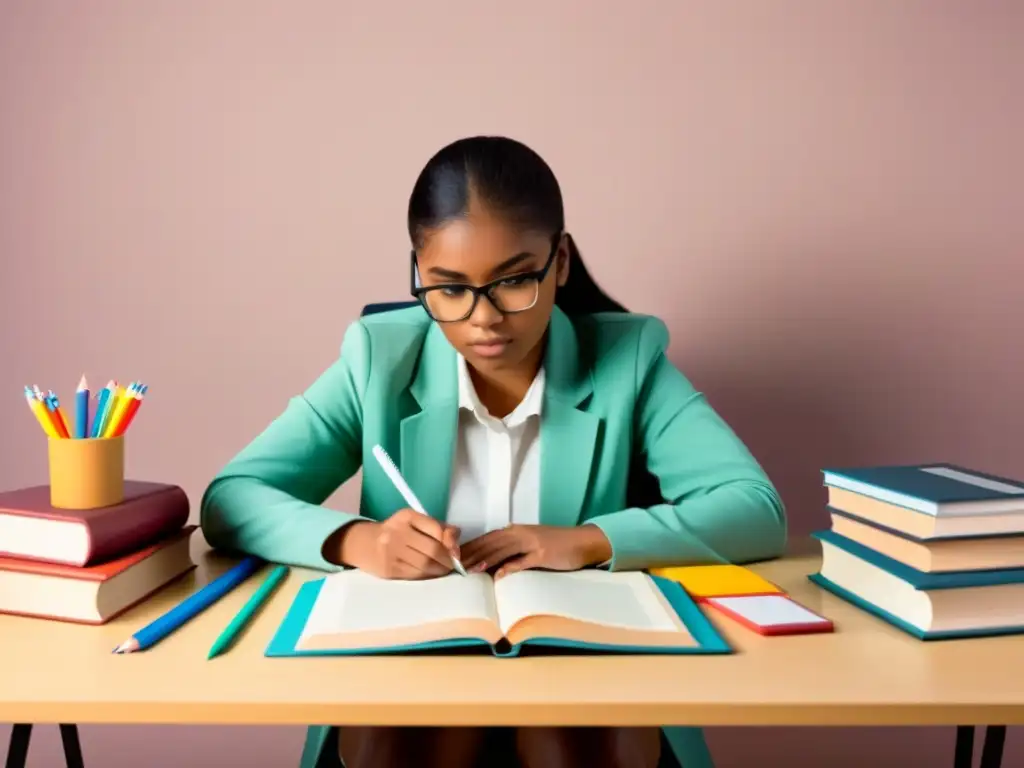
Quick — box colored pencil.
[23,377,149,439]
[113,556,264,654]
[74,375,90,439]
[113,384,146,436]
[24,386,58,437]
[104,381,137,437]
[46,392,70,438]
[207,565,288,659]
[91,380,116,438]
[32,386,63,437]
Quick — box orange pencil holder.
[47,436,125,509]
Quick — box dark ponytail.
[407,135,627,316]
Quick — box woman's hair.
[407,136,627,315]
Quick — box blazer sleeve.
[199,321,372,571]
[588,317,787,571]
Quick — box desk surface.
[1,536,1022,727]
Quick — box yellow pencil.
[47,390,71,438]
[103,382,136,438]
[24,387,58,437]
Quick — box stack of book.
[809,463,1024,640]
[0,481,196,624]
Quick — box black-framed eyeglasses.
[410,234,560,323]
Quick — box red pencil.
[113,384,146,436]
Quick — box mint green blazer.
[200,304,787,768]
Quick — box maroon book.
[0,480,190,566]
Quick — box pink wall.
[1,1,1021,765]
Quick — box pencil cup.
[47,436,125,509]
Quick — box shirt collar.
[457,354,545,428]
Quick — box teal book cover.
[821,463,1024,515]
[266,574,732,658]
[809,530,1024,640]
[812,530,1024,588]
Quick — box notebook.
[648,564,783,601]
[267,568,731,657]
[704,594,834,636]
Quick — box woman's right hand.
[336,508,461,580]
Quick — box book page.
[298,570,498,643]
[492,570,682,635]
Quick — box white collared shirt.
[446,355,544,544]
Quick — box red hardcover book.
[0,480,189,566]
[0,525,198,624]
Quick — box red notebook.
[0,525,198,624]
[0,480,189,566]
[705,594,834,636]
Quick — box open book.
[267,568,730,657]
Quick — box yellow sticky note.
[649,564,783,599]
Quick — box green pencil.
[207,564,289,659]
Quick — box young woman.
[200,136,787,768]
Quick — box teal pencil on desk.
[208,564,289,659]
[113,556,264,653]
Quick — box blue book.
[821,463,1024,516]
[808,529,1024,640]
[266,570,732,658]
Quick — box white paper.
[712,594,827,626]
[493,570,679,634]
[300,570,497,641]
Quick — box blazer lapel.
[539,307,600,528]
[398,323,459,522]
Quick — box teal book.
[821,463,1024,516]
[809,530,1024,640]
[266,569,732,658]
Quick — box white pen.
[371,443,469,576]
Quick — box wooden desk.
[2,537,1020,764]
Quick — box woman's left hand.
[460,524,613,579]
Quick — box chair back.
[361,301,417,317]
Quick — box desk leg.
[4,724,31,768]
[954,726,974,768]
[979,726,1006,768]
[59,724,84,768]
[955,725,1007,768]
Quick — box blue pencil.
[74,375,90,438]
[113,556,264,653]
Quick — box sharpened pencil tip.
[78,374,88,390]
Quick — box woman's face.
[414,201,569,375]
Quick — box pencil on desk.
[208,564,288,659]
[113,556,264,654]
[74,375,90,439]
